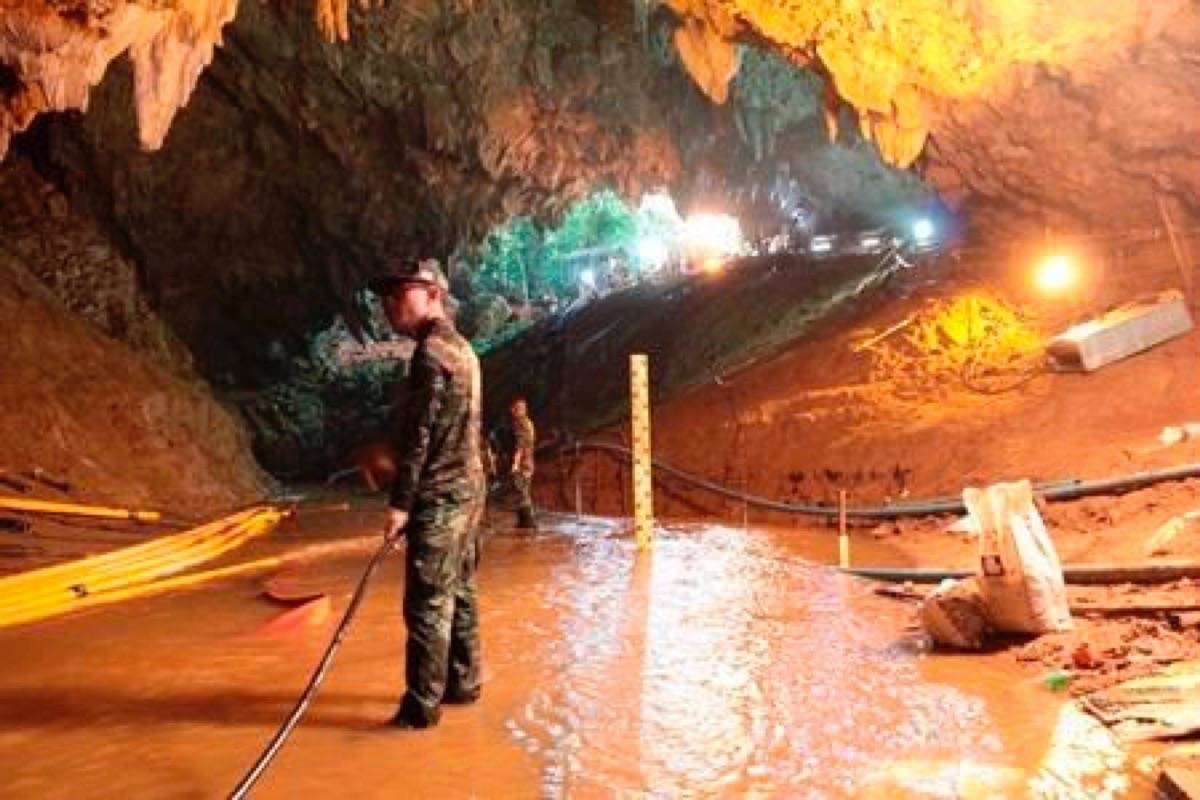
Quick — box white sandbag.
[964,479,1072,634]
[945,514,981,537]
[919,577,990,650]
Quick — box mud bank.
[0,256,266,518]
[527,244,1200,569]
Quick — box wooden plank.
[1159,194,1196,305]
[1083,664,1200,741]
[1160,767,1200,800]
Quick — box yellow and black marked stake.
[838,489,851,569]
[630,354,654,550]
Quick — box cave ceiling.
[3,0,1200,383]
[660,0,1200,231]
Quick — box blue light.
[912,218,935,242]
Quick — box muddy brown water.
[0,513,1152,798]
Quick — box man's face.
[511,399,527,418]
[383,283,432,334]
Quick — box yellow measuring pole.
[838,489,850,569]
[630,354,654,550]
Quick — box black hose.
[229,537,395,799]
[845,560,1200,586]
[568,440,1200,520]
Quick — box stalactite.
[0,0,238,157]
[314,0,349,43]
[659,0,1169,168]
[672,16,738,103]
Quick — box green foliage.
[477,218,543,300]
[247,322,397,478]
[542,189,637,272]
[474,190,640,301]
[634,194,681,246]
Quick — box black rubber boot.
[442,686,481,705]
[388,694,441,729]
[516,506,537,530]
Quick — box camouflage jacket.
[389,317,485,512]
[512,413,536,478]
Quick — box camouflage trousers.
[512,472,535,513]
[402,500,483,721]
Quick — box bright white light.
[639,191,681,221]
[860,235,882,249]
[810,236,833,253]
[683,212,742,256]
[637,237,669,269]
[1034,254,1078,295]
[580,269,596,287]
[912,218,936,242]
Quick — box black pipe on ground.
[569,440,1200,520]
[843,560,1200,585]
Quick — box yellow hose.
[0,496,162,522]
[0,508,261,592]
[0,515,278,625]
[0,514,277,617]
[0,507,284,628]
[0,557,284,628]
[0,512,274,599]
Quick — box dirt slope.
[529,244,1200,563]
[0,258,267,517]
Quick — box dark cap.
[367,258,449,295]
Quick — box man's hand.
[383,508,409,544]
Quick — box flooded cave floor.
[0,511,1157,798]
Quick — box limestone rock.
[0,0,238,156]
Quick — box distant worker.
[510,396,538,530]
[371,258,485,730]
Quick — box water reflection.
[0,515,1140,798]
[505,524,1040,797]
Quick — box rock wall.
[0,155,266,513]
[7,0,1196,422]
[7,0,1200,262]
[0,157,195,376]
[0,251,267,515]
[929,5,1200,234]
[18,0,685,384]
[3,0,939,392]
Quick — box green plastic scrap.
[1043,669,1074,692]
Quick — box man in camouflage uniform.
[510,396,537,530]
[371,258,485,730]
